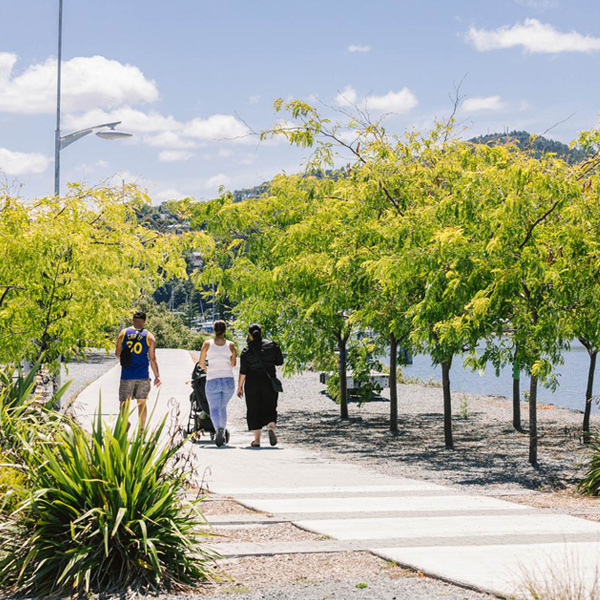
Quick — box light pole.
[54,0,132,197]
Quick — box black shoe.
[225,429,230,444]
[215,428,225,447]
[268,428,277,446]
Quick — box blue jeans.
[205,377,235,430]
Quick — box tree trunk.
[529,374,538,466]
[389,333,398,432]
[583,350,597,444]
[512,360,522,432]
[441,360,453,449]
[338,334,349,419]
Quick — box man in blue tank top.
[115,311,161,430]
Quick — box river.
[384,340,598,414]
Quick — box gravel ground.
[61,349,118,409]
[162,552,491,600]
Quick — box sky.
[1,0,600,203]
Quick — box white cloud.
[0,148,48,175]
[514,0,558,8]
[186,114,251,141]
[205,173,231,189]
[0,53,158,114]
[145,131,197,149]
[218,149,234,158]
[336,85,418,113]
[463,95,506,112]
[366,88,418,113]
[335,85,358,107]
[466,19,600,53]
[248,94,260,104]
[64,106,180,134]
[109,170,148,188]
[334,130,360,144]
[348,44,371,53]
[76,159,110,175]
[64,107,252,151]
[153,188,185,203]
[158,150,193,162]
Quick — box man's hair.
[133,310,147,321]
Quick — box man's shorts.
[119,378,151,403]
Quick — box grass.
[519,550,600,600]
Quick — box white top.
[206,339,234,380]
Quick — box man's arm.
[147,333,161,386]
[115,329,126,358]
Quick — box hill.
[469,130,587,164]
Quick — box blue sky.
[1,0,600,202]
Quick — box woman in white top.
[199,320,237,447]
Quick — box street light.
[50,0,132,399]
[54,0,132,197]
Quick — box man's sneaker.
[215,428,225,447]
[225,429,230,444]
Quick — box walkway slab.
[73,349,600,600]
[236,494,529,515]
[375,541,600,598]
[296,513,600,541]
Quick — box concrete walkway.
[74,349,600,599]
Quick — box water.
[385,340,598,414]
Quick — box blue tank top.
[121,328,150,380]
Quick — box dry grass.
[519,552,600,600]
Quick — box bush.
[0,364,69,449]
[0,364,68,510]
[0,405,218,596]
[578,437,600,495]
[0,459,25,514]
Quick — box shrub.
[0,405,218,596]
[0,458,25,514]
[0,363,69,453]
[578,437,600,495]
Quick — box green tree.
[192,175,373,418]
[136,296,207,351]
[0,184,201,368]
[464,144,579,465]
[555,148,600,442]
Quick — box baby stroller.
[186,363,215,440]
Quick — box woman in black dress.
[237,323,284,447]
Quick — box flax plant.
[0,404,217,596]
